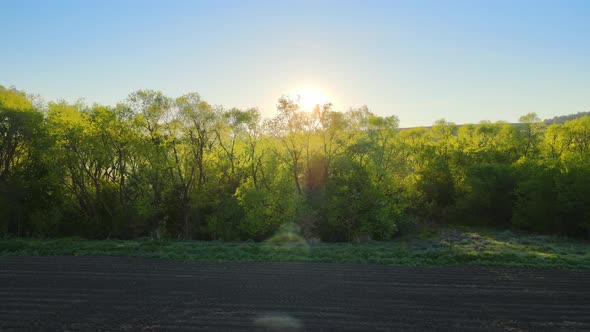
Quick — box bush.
[206,195,243,241]
[235,178,300,241]
[512,163,590,238]
[415,159,455,221]
[554,166,590,237]
[512,163,559,234]
[319,157,400,242]
[454,163,516,227]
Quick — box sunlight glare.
[290,87,330,111]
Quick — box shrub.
[512,163,559,233]
[235,178,300,241]
[454,163,516,227]
[319,157,400,242]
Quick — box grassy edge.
[1,227,589,270]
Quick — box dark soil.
[1,256,589,331]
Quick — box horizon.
[2,0,589,127]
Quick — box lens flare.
[254,313,304,331]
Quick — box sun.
[289,87,329,111]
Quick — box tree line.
[1,86,589,241]
[544,111,590,125]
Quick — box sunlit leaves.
[3,85,590,240]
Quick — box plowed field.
[1,257,589,331]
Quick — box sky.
[1,0,589,127]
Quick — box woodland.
[1,86,589,241]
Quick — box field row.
[1,257,589,331]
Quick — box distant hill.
[399,112,589,130]
[544,112,590,125]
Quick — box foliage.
[2,85,590,241]
[454,163,516,226]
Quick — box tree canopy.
[2,86,590,240]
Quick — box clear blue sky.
[1,0,589,127]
